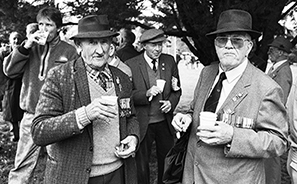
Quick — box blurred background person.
[266,35,292,103]
[0,31,22,142]
[108,38,132,77]
[0,32,21,110]
[116,28,140,62]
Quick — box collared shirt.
[144,51,158,70]
[265,59,273,74]
[212,59,248,112]
[108,56,118,67]
[85,64,113,91]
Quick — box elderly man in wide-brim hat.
[266,35,293,103]
[266,35,293,183]
[31,15,139,184]
[171,9,288,184]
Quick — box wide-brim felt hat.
[206,9,261,39]
[70,15,118,39]
[140,29,166,43]
[268,36,292,53]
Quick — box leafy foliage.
[65,0,143,30]
[0,0,291,64]
[0,0,55,42]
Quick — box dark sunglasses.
[214,36,250,49]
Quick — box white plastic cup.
[37,31,49,45]
[156,79,166,92]
[199,111,217,126]
[100,96,118,122]
[101,96,118,105]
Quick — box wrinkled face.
[38,17,58,43]
[215,32,253,71]
[267,46,282,62]
[79,38,112,69]
[143,41,163,60]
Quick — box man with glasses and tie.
[171,9,288,184]
[126,28,181,184]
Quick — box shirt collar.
[219,58,248,83]
[85,63,112,80]
[108,56,118,67]
[272,59,287,70]
[144,51,158,66]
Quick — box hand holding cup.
[85,97,118,123]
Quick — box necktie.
[152,59,157,72]
[203,72,227,112]
[98,71,108,91]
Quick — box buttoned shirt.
[144,51,158,70]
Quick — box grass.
[0,61,292,184]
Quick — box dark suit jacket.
[126,53,181,141]
[268,60,292,103]
[183,62,288,184]
[116,44,140,62]
[31,57,139,184]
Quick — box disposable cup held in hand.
[199,111,217,127]
[100,96,118,123]
[156,79,166,92]
[37,31,49,45]
[101,96,118,106]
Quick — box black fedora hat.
[70,15,118,39]
[268,36,292,53]
[206,9,261,39]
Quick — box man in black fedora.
[31,14,139,184]
[267,35,293,103]
[171,9,288,183]
[265,35,293,184]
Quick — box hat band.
[217,22,252,32]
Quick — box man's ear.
[109,44,115,57]
[247,40,253,55]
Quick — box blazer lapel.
[73,58,93,143]
[200,64,220,108]
[270,60,289,79]
[138,54,150,89]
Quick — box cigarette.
[176,132,181,139]
[149,96,153,101]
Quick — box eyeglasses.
[268,47,280,53]
[214,36,250,49]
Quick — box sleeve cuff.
[18,45,30,55]
[75,106,91,129]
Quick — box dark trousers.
[88,167,124,184]
[264,156,281,184]
[136,121,174,184]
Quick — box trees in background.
[0,0,293,65]
[0,0,45,42]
